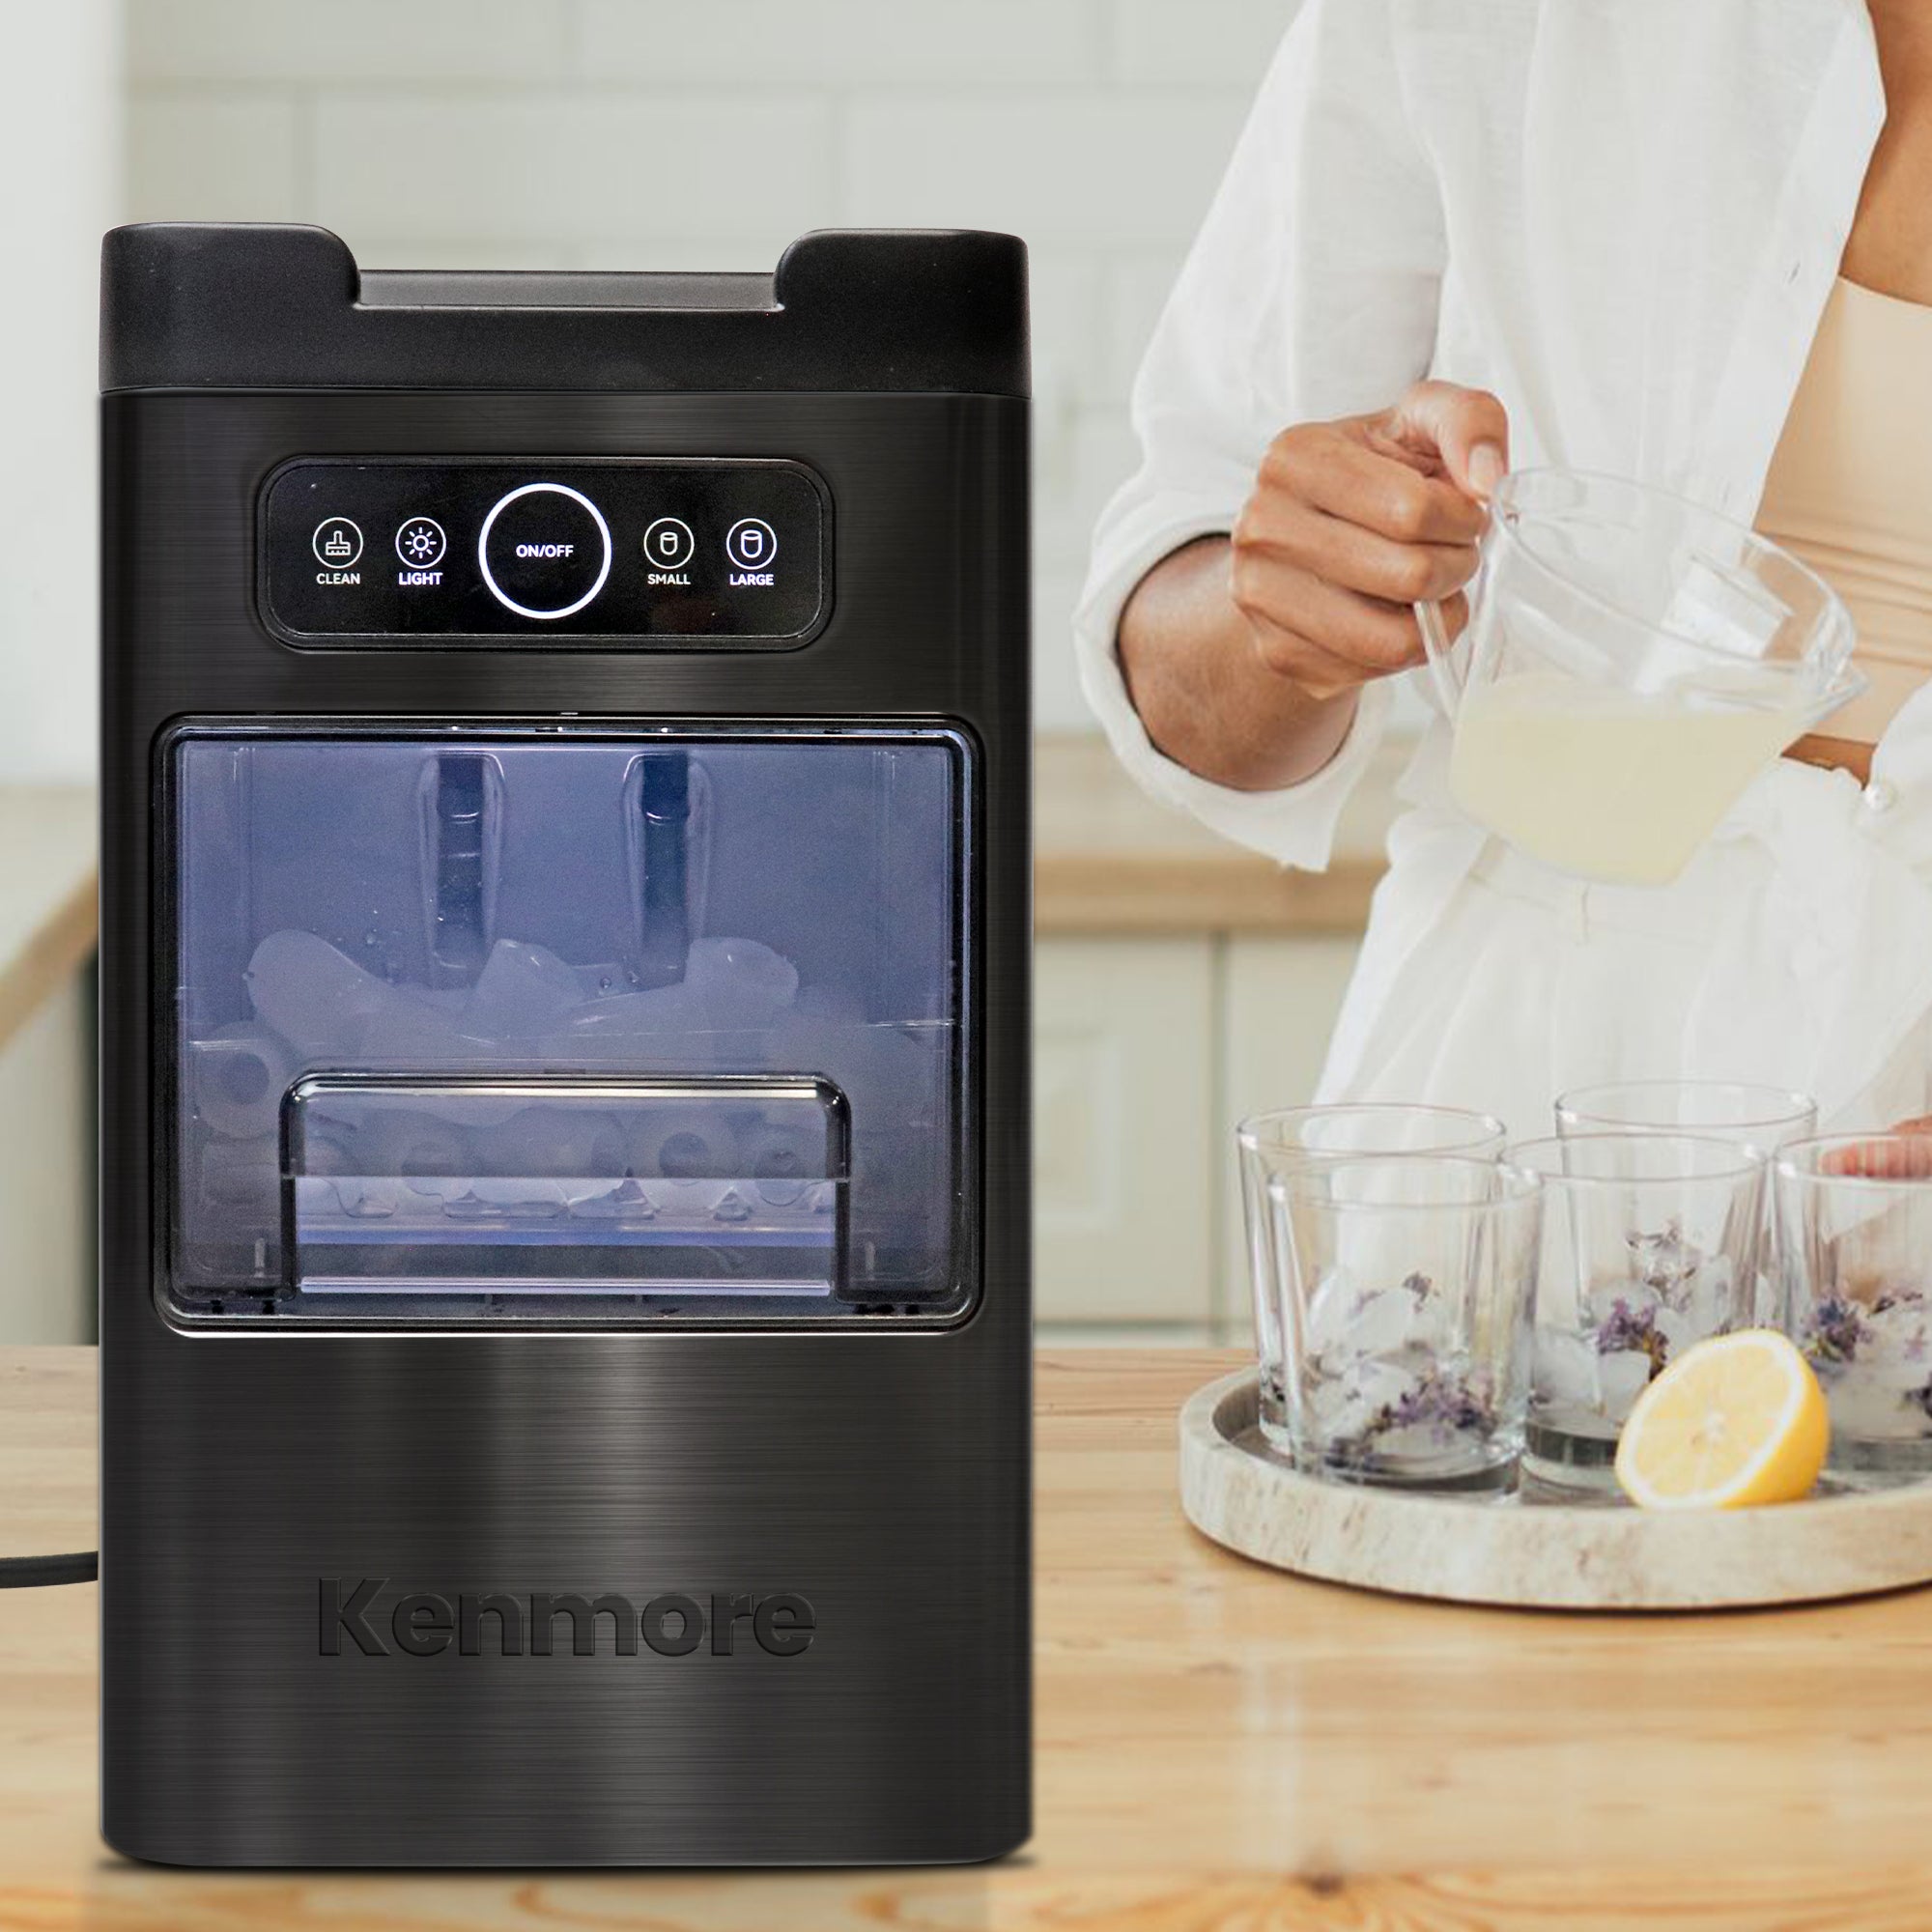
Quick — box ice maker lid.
[99,223,1029,398]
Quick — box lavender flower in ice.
[1594,1296,1669,1378]
[1802,1294,1870,1368]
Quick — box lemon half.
[1613,1329,1829,1510]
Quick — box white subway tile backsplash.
[312,94,836,243]
[1111,0,1300,86]
[1034,569,1096,732]
[1101,251,1186,397]
[354,238,579,271]
[1036,409,1143,571]
[128,0,574,84]
[572,233,810,274]
[1027,251,1101,429]
[841,94,1246,244]
[125,0,1295,753]
[580,0,1105,86]
[126,94,299,222]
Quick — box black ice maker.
[99,223,1029,1864]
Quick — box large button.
[478,482,611,619]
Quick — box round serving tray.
[1179,1370,1932,1610]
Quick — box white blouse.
[1075,0,1932,1137]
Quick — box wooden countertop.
[0,784,96,1052]
[1034,732,1401,935]
[9,1346,1932,1924]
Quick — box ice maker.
[99,223,1029,1864]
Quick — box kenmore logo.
[320,1578,815,1659]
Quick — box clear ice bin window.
[167,727,971,1323]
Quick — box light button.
[478,482,612,619]
[395,517,446,569]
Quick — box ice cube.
[550,937,800,1044]
[1862,1300,1932,1393]
[1829,1366,1926,1441]
[358,992,473,1063]
[1654,1304,1698,1360]
[628,1107,736,1180]
[1303,1270,1359,1355]
[471,1107,627,1180]
[685,937,800,1027]
[1350,1286,1419,1357]
[334,1179,397,1219]
[246,930,396,1058]
[1682,1256,1738,1334]
[463,939,584,1041]
[1597,1350,1655,1423]
[1534,1331,1599,1406]
[188,1023,297,1139]
[354,1111,474,1181]
[1307,1358,1410,1443]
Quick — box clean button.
[478,482,612,619]
[313,517,363,567]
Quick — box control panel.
[260,458,829,646]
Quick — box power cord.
[0,1550,97,1588]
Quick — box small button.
[395,517,446,569]
[1864,778,1897,814]
[641,517,695,571]
[313,517,363,567]
[725,518,778,572]
[478,482,611,620]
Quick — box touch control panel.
[261,458,829,646]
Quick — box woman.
[1077,0,1932,1151]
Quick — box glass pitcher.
[1416,469,1862,887]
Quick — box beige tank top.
[1757,275,1932,751]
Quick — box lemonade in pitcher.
[1421,470,1861,887]
[1448,670,1814,887]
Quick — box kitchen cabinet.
[1034,937,1216,1333]
[1031,734,1402,1342]
[1034,931,1359,1338]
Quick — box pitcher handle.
[1414,597,1465,722]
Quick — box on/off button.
[478,482,612,619]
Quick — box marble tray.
[1179,1370,1932,1610]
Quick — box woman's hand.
[1823,1118,1932,1178]
[1227,380,1509,702]
[1117,378,1510,791]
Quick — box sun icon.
[396,518,446,568]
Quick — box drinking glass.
[1237,1105,1508,1452]
[1776,1134,1932,1487]
[1556,1080,1817,1323]
[1514,1133,1769,1492]
[1266,1154,1542,1492]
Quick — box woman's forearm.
[1114,392,1502,794]
[1116,536,1361,791]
